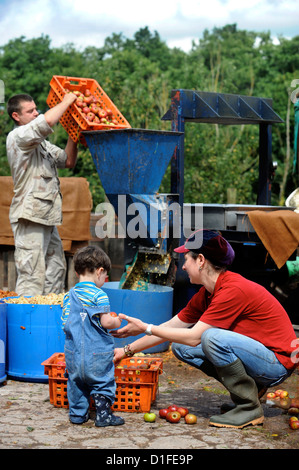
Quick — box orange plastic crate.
[42,353,163,413]
[46,75,131,144]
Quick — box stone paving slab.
[0,352,299,452]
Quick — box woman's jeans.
[172,328,293,388]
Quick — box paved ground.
[0,349,299,454]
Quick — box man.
[6,92,78,295]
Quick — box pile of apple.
[144,404,197,425]
[65,88,119,126]
[266,389,299,430]
[266,389,289,401]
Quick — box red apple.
[159,408,169,419]
[75,98,84,108]
[112,119,118,125]
[166,411,181,423]
[280,390,289,399]
[73,90,81,96]
[93,116,100,123]
[168,405,179,412]
[266,392,276,399]
[106,108,113,117]
[185,413,197,424]
[177,407,189,417]
[99,109,107,118]
[86,112,95,121]
[82,106,90,114]
[275,389,284,397]
[289,419,299,430]
[84,89,92,97]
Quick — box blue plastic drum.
[102,282,173,353]
[0,303,7,383]
[6,302,65,382]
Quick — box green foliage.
[1,26,298,209]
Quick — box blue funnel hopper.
[83,128,182,195]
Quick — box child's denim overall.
[64,288,116,423]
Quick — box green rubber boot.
[209,359,264,429]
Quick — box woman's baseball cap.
[174,229,235,266]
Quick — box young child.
[62,245,124,427]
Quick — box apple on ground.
[288,407,299,416]
[185,413,197,424]
[266,392,276,399]
[168,405,179,412]
[159,408,169,419]
[166,411,181,423]
[274,389,284,397]
[289,419,299,430]
[144,412,156,423]
[177,407,189,417]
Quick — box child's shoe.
[93,393,125,427]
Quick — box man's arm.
[64,137,78,168]
[44,93,77,128]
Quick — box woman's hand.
[113,347,126,365]
[111,314,147,338]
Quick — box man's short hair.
[7,94,34,122]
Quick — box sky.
[0,0,298,52]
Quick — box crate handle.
[64,77,87,87]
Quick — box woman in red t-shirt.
[113,230,298,429]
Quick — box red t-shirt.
[178,271,298,370]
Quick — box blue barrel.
[0,303,7,383]
[6,303,65,382]
[102,282,173,353]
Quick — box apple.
[279,390,289,399]
[109,312,118,317]
[75,98,84,108]
[266,392,276,399]
[99,109,107,118]
[73,90,81,96]
[93,116,100,123]
[86,112,95,121]
[185,413,197,424]
[289,419,299,430]
[106,108,113,117]
[168,405,179,412]
[166,411,181,423]
[177,407,189,417]
[288,407,299,416]
[159,408,169,419]
[144,412,156,423]
[289,416,299,423]
[112,119,118,125]
[84,89,92,97]
[275,389,284,397]
[82,106,90,114]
